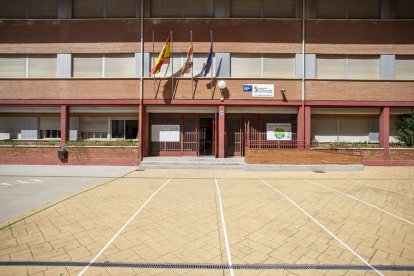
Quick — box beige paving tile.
[265,178,414,267]
[218,179,363,266]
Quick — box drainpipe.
[302,0,306,148]
[138,0,144,162]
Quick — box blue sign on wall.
[243,84,253,92]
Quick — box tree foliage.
[396,111,414,147]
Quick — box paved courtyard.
[0,166,413,275]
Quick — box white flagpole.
[152,31,155,97]
[170,30,173,96]
[191,30,194,98]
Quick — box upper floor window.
[396,0,414,19]
[151,0,214,18]
[0,0,58,19]
[0,54,57,78]
[231,54,295,78]
[149,53,214,77]
[316,55,380,79]
[395,56,414,80]
[73,0,137,18]
[231,0,296,18]
[316,0,380,19]
[72,54,135,78]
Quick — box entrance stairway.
[139,156,246,170]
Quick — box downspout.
[138,0,144,161]
[302,0,306,147]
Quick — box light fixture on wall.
[280,88,286,94]
[218,80,226,101]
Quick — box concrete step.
[139,157,246,169]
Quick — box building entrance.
[199,118,214,156]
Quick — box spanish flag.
[181,40,193,75]
[150,36,171,75]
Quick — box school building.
[0,0,413,166]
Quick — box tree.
[396,111,414,147]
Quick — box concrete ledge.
[245,164,364,171]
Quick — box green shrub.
[396,111,414,147]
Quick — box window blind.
[151,54,182,77]
[347,0,379,19]
[0,0,27,18]
[183,0,213,17]
[263,0,295,18]
[316,0,345,18]
[0,55,26,78]
[151,0,181,17]
[348,56,379,80]
[231,54,261,78]
[395,56,414,80]
[231,0,261,18]
[105,54,135,78]
[39,117,60,130]
[263,55,295,78]
[312,118,338,142]
[72,55,103,78]
[396,0,414,19]
[316,56,346,79]
[28,0,58,19]
[338,118,369,142]
[80,117,108,132]
[28,55,57,78]
[73,0,104,18]
[106,0,136,18]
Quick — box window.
[28,55,57,78]
[106,0,137,18]
[39,117,60,139]
[231,54,295,78]
[111,120,138,139]
[151,0,213,18]
[73,0,104,18]
[0,54,57,78]
[263,0,295,18]
[40,129,61,139]
[79,117,108,139]
[395,56,414,80]
[0,0,27,19]
[316,0,380,19]
[72,54,135,78]
[150,53,182,77]
[231,0,296,18]
[28,0,58,19]
[316,55,379,79]
[0,55,26,78]
[396,0,414,19]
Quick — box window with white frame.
[79,117,108,140]
[231,54,295,78]
[72,54,135,78]
[395,56,414,80]
[0,54,57,78]
[316,55,380,79]
[111,119,138,139]
[150,53,213,78]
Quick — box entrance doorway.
[199,118,213,156]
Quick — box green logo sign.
[274,128,286,139]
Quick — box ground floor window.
[40,129,60,139]
[111,119,138,139]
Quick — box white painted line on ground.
[307,180,414,226]
[354,181,413,198]
[30,179,43,183]
[78,178,171,276]
[214,179,234,276]
[16,180,29,184]
[260,179,383,276]
[0,183,12,188]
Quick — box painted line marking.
[0,183,12,188]
[78,178,171,276]
[354,181,413,199]
[215,179,234,276]
[30,179,43,183]
[307,180,414,226]
[260,179,383,276]
[16,180,29,184]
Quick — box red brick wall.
[1,19,413,54]
[390,148,414,161]
[0,79,138,100]
[306,80,414,102]
[245,149,362,164]
[0,146,139,165]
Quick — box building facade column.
[297,106,304,148]
[379,107,390,160]
[138,104,144,161]
[305,106,312,149]
[60,105,69,149]
[218,105,225,158]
